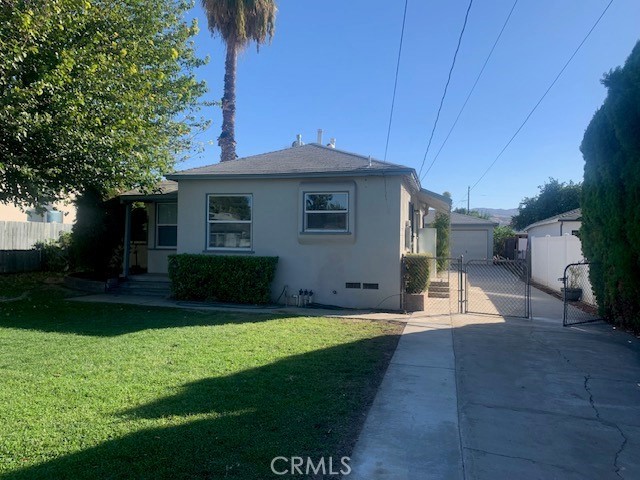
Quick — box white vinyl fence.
[0,221,72,250]
[530,235,596,305]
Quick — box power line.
[469,0,614,192]
[417,0,474,179]
[420,0,519,181]
[383,0,409,161]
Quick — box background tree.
[0,0,208,208]
[510,178,581,230]
[453,207,490,219]
[581,41,640,331]
[493,225,515,257]
[432,192,451,270]
[201,0,277,162]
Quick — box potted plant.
[561,266,583,301]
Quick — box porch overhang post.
[123,202,132,278]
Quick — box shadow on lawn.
[0,330,402,480]
[0,299,295,337]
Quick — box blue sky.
[183,0,640,209]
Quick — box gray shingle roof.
[424,211,498,226]
[166,144,413,179]
[120,180,178,200]
[524,208,582,231]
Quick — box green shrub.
[581,41,640,331]
[34,232,72,272]
[403,254,431,294]
[168,254,279,304]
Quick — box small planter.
[404,293,427,312]
[562,287,583,302]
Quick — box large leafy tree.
[0,0,208,208]
[201,0,276,162]
[510,178,581,230]
[581,41,640,331]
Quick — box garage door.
[451,230,489,260]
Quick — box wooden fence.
[0,221,72,250]
[0,250,42,273]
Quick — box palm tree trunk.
[219,36,238,162]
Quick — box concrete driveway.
[350,288,640,479]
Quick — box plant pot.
[562,287,582,302]
[403,293,427,312]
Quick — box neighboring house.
[0,200,76,224]
[424,211,497,261]
[524,208,581,238]
[526,208,587,294]
[120,143,451,309]
[0,200,75,250]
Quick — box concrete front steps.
[428,280,450,299]
[110,274,172,298]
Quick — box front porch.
[120,181,178,277]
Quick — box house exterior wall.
[145,202,176,274]
[527,221,581,238]
[175,175,404,309]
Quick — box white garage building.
[424,211,498,261]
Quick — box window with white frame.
[207,194,252,249]
[304,192,349,232]
[156,203,177,248]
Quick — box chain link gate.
[464,259,530,318]
[561,262,601,326]
[402,256,464,315]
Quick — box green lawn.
[0,274,401,479]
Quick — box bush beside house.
[168,254,278,304]
[403,254,431,294]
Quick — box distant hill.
[475,207,518,226]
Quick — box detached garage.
[424,211,498,261]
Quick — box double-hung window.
[156,203,177,248]
[207,194,252,250]
[304,192,349,232]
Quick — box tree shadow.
[0,332,400,480]
[0,300,297,337]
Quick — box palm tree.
[201,0,277,162]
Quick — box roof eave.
[165,169,414,181]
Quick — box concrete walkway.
[349,314,463,479]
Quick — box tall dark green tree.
[581,41,640,331]
[0,0,208,208]
[510,178,581,230]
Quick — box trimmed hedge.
[168,254,278,304]
[403,254,431,294]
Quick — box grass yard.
[0,274,402,479]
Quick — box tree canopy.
[0,0,208,208]
[510,178,581,230]
[581,41,640,331]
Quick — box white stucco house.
[423,211,497,261]
[119,143,451,309]
[524,208,582,238]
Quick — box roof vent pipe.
[328,138,336,149]
[317,129,323,144]
[292,134,304,147]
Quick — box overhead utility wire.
[469,0,615,192]
[420,0,519,181]
[383,0,409,161]
[417,0,474,179]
